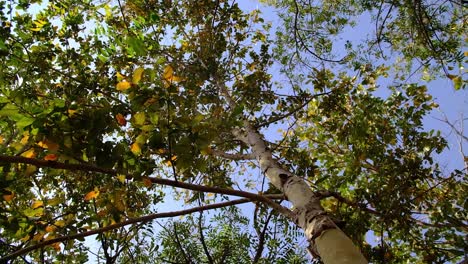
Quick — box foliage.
[0,0,466,263]
[265,0,467,89]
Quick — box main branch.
[0,155,294,219]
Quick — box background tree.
[264,0,467,89]
[0,0,466,263]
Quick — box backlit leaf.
[116,81,132,91]
[22,149,36,158]
[116,113,127,126]
[37,139,59,151]
[31,200,44,209]
[84,190,99,201]
[131,143,141,155]
[132,67,145,84]
[133,112,146,126]
[116,174,126,183]
[44,154,58,161]
[3,193,14,202]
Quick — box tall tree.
[0,0,465,263]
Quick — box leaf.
[31,200,44,209]
[45,225,57,233]
[37,139,59,151]
[165,155,177,166]
[116,81,132,91]
[54,220,66,227]
[3,192,15,202]
[22,149,36,158]
[116,113,127,126]
[44,154,58,161]
[84,190,99,201]
[116,72,127,81]
[20,134,30,145]
[162,65,184,88]
[32,232,45,241]
[67,109,78,116]
[133,112,146,126]
[116,174,126,183]
[132,67,145,84]
[131,143,141,155]
[17,117,35,129]
[127,36,146,56]
[162,65,174,80]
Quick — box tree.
[0,0,466,263]
[265,0,467,89]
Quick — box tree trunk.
[234,123,368,264]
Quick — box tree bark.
[234,123,368,264]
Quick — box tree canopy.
[0,0,466,263]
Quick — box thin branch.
[255,91,331,128]
[173,223,192,264]
[252,208,274,263]
[198,209,214,264]
[0,198,255,262]
[292,0,344,63]
[315,190,379,215]
[0,155,294,220]
[210,149,255,160]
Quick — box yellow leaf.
[3,192,14,202]
[84,190,99,201]
[48,197,61,206]
[133,112,146,126]
[162,65,174,80]
[132,67,145,84]
[116,81,132,91]
[165,156,177,166]
[30,27,42,32]
[33,19,47,27]
[0,135,3,144]
[22,149,36,158]
[207,193,214,197]
[68,109,78,116]
[44,154,58,161]
[116,72,126,81]
[31,200,44,209]
[131,143,141,155]
[162,65,184,87]
[157,148,166,154]
[116,174,126,184]
[37,139,59,151]
[54,220,66,227]
[45,225,57,233]
[20,134,30,145]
